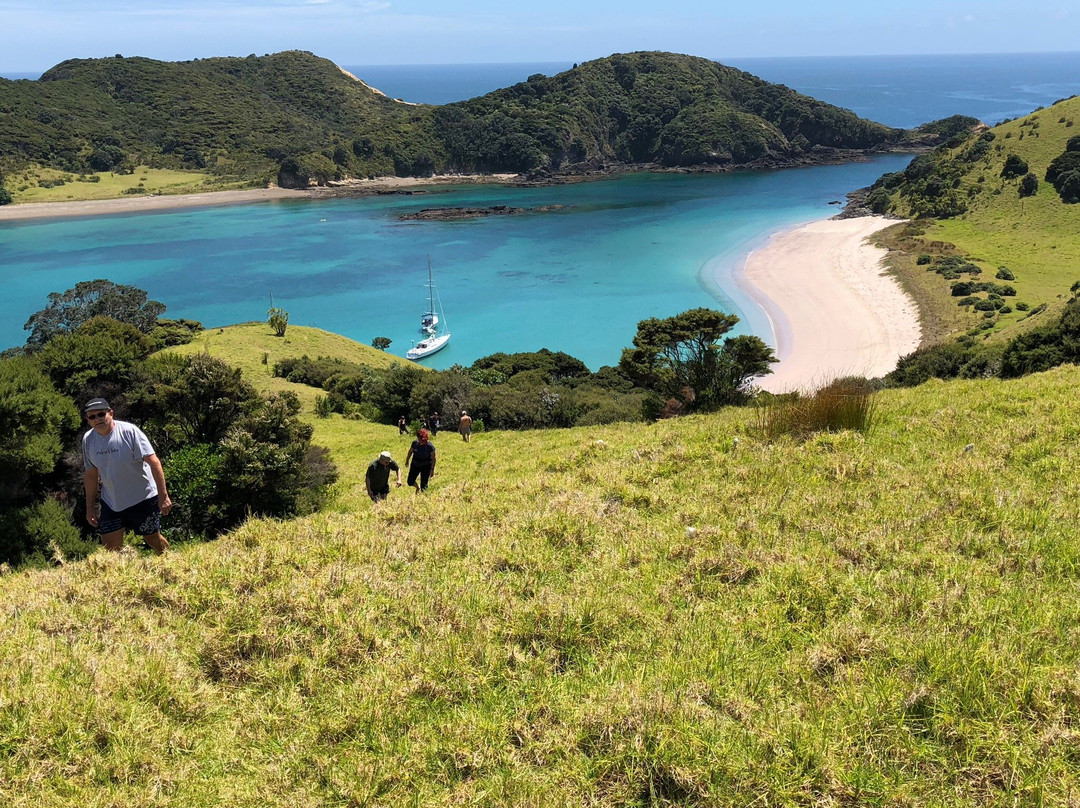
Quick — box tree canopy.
[619,307,776,412]
[23,279,166,348]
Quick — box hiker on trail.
[430,412,441,436]
[404,428,437,492]
[365,450,403,502]
[458,410,472,442]
[81,397,172,554]
[397,415,408,435]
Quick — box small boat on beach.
[407,260,451,360]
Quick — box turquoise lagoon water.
[0,155,911,368]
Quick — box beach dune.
[740,216,921,394]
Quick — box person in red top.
[404,428,436,493]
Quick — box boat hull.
[407,332,451,360]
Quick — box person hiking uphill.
[404,428,436,493]
[365,450,403,502]
[81,397,172,554]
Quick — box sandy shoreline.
[738,216,921,393]
[0,174,520,222]
[0,187,310,222]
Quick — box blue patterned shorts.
[98,496,161,536]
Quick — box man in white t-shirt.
[82,397,172,554]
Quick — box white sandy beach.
[739,216,921,394]
[0,187,310,221]
[0,174,520,222]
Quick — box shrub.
[1019,172,1039,197]
[0,499,93,570]
[865,187,892,214]
[1001,154,1029,179]
[754,376,877,441]
[887,341,973,386]
[916,254,932,265]
[162,443,227,540]
[995,267,1015,281]
[268,306,288,337]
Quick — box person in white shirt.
[82,397,172,554]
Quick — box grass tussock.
[4,366,1080,804]
[755,375,879,441]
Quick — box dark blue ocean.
[2,53,1078,368]
[344,53,1080,128]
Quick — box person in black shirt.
[404,428,437,493]
[366,450,402,501]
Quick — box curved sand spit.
[738,216,921,394]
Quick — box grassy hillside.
[4,361,1080,805]
[876,96,1080,344]
[159,322,415,410]
[1,50,925,203]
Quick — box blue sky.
[1,0,1076,72]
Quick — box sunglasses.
[86,411,109,421]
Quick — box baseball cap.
[379,451,393,460]
[84,397,111,412]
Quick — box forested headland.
[0,50,953,202]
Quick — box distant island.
[0,50,973,205]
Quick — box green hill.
[4,358,1080,804]
[160,322,418,409]
[0,50,926,201]
[872,96,1080,345]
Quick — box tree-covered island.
[0,50,959,202]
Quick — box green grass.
[6,165,243,203]
[887,97,1080,344]
[4,360,1080,805]
[160,322,417,410]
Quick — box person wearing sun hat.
[81,397,172,554]
[365,450,403,502]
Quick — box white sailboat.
[420,257,439,334]
[407,260,451,360]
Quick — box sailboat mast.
[427,256,435,314]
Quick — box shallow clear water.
[0,156,911,368]
[5,51,1076,366]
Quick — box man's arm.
[430,447,436,476]
[84,467,100,528]
[144,454,173,515]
